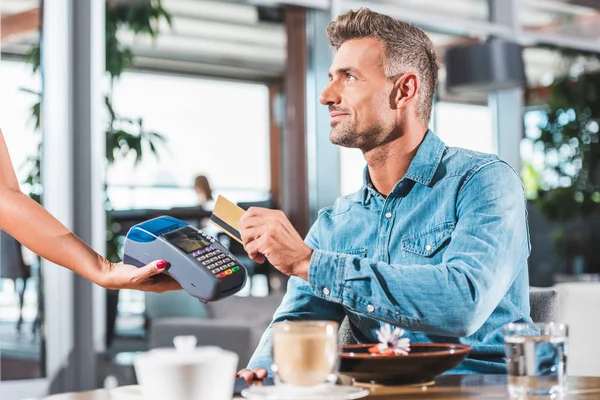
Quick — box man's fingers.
[236,368,267,383]
[237,369,256,383]
[240,211,262,230]
[245,238,266,264]
[245,206,268,217]
[249,252,266,264]
[241,225,263,247]
[237,368,250,377]
[253,368,268,379]
[240,207,280,230]
[244,236,260,256]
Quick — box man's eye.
[347,75,357,81]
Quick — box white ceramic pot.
[134,336,238,400]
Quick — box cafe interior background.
[0,0,600,397]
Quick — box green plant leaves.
[529,71,600,222]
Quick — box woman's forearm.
[0,129,176,293]
[0,187,108,285]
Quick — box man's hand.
[237,368,268,383]
[239,207,313,280]
[100,259,182,292]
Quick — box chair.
[148,293,285,369]
[0,231,32,332]
[145,290,210,321]
[339,287,558,345]
[554,282,600,376]
[529,286,558,323]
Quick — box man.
[238,8,531,381]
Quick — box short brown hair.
[326,8,439,125]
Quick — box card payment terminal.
[123,216,247,302]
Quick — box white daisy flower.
[375,323,411,355]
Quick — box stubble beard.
[329,120,385,153]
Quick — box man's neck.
[364,127,428,196]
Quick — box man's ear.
[392,72,419,110]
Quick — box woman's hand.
[100,259,182,292]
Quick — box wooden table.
[44,375,600,399]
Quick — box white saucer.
[241,384,370,400]
[108,385,143,400]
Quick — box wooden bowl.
[339,343,472,385]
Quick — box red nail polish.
[157,260,169,269]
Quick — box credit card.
[210,195,245,244]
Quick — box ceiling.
[1,0,286,81]
[2,0,600,100]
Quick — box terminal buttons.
[216,265,242,278]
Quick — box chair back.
[529,287,558,323]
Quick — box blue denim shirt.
[248,130,531,374]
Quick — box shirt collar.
[402,130,446,187]
[361,130,446,204]
[361,166,377,204]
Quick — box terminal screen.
[164,227,209,254]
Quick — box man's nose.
[319,82,340,106]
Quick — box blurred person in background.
[194,174,213,209]
[0,128,180,293]
[194,174,214,229]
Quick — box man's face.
[320,38,398,151]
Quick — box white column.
[42,0,76,393]
[306,9,340,224]
[42,0,106,393]
[488,0,524,172]
[489,88,524,171]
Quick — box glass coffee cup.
[271,321,339,388]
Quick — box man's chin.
[330,134,359,149]
[329,126,356,146]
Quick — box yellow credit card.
[210,195,245,244]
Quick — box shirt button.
[425,244,432,251]
[385,212,392,218]
[323,287,330,296]
[367,304,375,313]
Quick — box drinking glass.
[504,322,568,397]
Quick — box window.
[340,147,366,196]
[434,102,496,154]
[106,71,271,336]
[107,71,270,210]
[0,60,40,185]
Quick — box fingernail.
[157,260,169,269]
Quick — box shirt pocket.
[401,221,455,259]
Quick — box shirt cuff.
[307,249,346,303]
